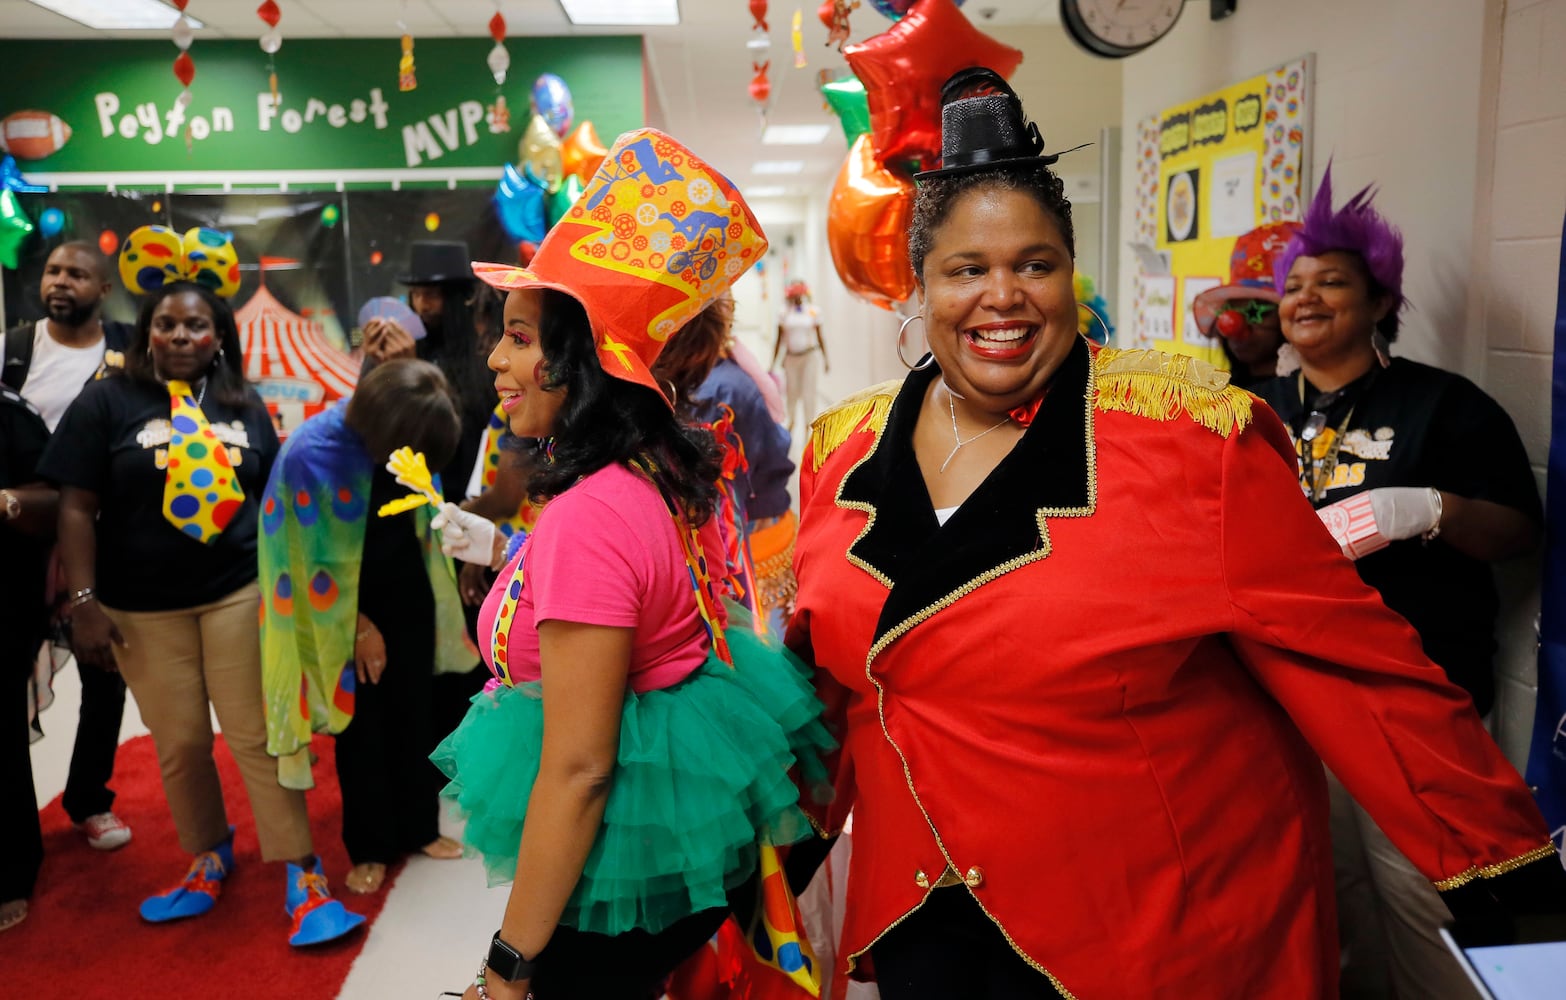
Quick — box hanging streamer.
[257,0,283,109]
[170,1,195,152]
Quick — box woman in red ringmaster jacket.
[785,68,1566,1000]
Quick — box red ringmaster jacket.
[786,339,1557,999]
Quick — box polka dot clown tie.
[163,379,245,543]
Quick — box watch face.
[1065,0,1185,55]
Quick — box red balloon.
[844,0,1023,170]
[827,134,917,310]
[256,0,281,28]
[173,52,196,88]
[98,229,118,256]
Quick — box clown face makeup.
[149,291,222,383]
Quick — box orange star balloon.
[827,133,916,310]
[844,0,1022,170]
[560,120,608,183]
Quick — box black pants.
[333,622,441,865]
[2,635,44,901]
[61,656,125,824]
[871,886,1067,1000]
[432,599,490,744]
[528,906,729,1000]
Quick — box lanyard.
[1294,371,1369,504]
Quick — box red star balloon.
[844,0,1022,170]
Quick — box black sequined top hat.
[915,67,1058,181]
[398,241,477,285]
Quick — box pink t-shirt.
[477,463,724,693]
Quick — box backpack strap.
[2,322,36,392]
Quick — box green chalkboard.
[0,36,643,174]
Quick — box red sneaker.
[77,812,132,851]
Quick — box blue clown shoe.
[285,859,366,947]
[139,835,235,923]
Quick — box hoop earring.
[896,314,935,371]
[661,379,679,407]
[1077,301,1112,346]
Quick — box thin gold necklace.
[941,390,1010,474]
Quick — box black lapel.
[836,338,1097,652]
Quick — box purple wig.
[1274,163,1407,330]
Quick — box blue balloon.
[38,207,65,237]
[529,74,574,137]
[494,162,548,244]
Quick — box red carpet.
[0,734,400,999]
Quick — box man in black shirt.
[2,242,134,852]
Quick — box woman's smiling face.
[488,287,566,439]
[918,184,1079,414]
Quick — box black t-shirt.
[0,386,52,658]
[1255,359,1542,713]
[38,375,280,612]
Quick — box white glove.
[1316,487,1441,560]
[430,502,498,566]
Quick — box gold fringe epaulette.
[807,380,900,472]
[1093,347,1253,438]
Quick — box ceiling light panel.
[752,160,805,175]
[27,0,201,29]
[762,124,833,146]
[744,186,789,197]
[559,0,680,26]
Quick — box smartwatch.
[487,932,535,982]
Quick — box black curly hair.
[527,289,721,523]
[908,164,1076,282]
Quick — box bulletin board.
[1126,56,1313,362]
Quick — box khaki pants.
[782,349,820,433]
[103,582,313,863]
[1327,769,1478,999]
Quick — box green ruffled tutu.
[431,610,834,937]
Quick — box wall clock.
[1060,0,1187,59]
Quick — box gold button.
[964,866,985,888]
[914,869,930,889]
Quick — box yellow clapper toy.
[376,447,443,517]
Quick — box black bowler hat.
[398,241,476,285]
[915,67,1059,181]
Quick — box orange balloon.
[827,134,916,310]
[560,120,608,183]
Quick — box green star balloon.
[547,173,584,229]
[822,76,871,148]
[0,189,35,269]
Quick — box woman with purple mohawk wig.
[1257,166,1549,999]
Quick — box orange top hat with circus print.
[474,128,768,402]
